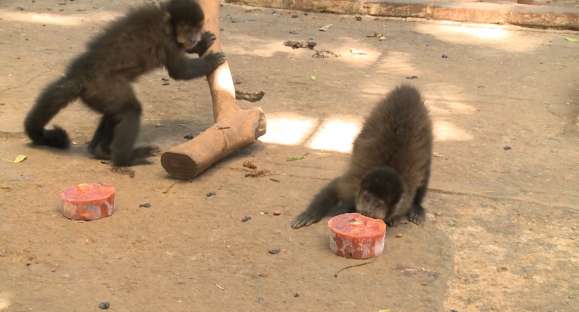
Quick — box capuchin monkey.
[291,84,433,229]
[24,0,225,166]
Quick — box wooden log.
[160,0,267,179]
[161,108,266,179]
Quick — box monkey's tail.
[24,76,83,149]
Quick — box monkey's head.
[166,0,205,52]
[356,167,403,220]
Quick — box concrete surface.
[0,0,578,311]
[226,0,579,29]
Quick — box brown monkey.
[291,84,433,228]
[24,0,225,166]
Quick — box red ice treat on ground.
[60,183,116,221]
[328,213,387,259]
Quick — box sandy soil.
[0,1,577,311]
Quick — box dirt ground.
[0,0,578,311]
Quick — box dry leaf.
[319,24,333,32]
[13,154,27,163]
[350,49,368,55]
[287,155,305,161]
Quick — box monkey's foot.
[290,210,324,229]
[407,204,426,225]
[88,144,112,160]
[385,216,404,227]
[132,145,161,158]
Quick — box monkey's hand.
[190,31,216,55]
[290,210,323,229]
[167,52,225,80]
[203,51,226,70]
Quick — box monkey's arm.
[165,50,225,81]
[291,177,356,229]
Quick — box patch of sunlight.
[359,51,420,99]
[213,65,235,98]
[423,83,477,116]
[443,24,508,40]
[258,112,318,146]
[332,37,382,68]
[226,34,297,58]
[433,120,473,142]
[375,51,420,76]
[415,22,544,53]
[306,115,363,153]
[0,9,119,26]
[0,292,12,311]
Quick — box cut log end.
[161,152,199,180]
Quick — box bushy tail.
[24,76,82,149]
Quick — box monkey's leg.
[408,167,431,225]
[408,187,427,225]
[108,110,159,166]
[88,114,115,159]
[110,109,141,167]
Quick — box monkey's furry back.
[348,85,433,183]
[67,4,170,80]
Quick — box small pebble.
[184,133,194,140]
[268,248,281,255]
[405,75,419,80]
[395,233,403,238]
[497,266,508,272]
[442,54,448,59]
[206,192,216,197]
[98,302,110,310]
[355,15,362,21]
[242,160,257,169]
[291,14,298,18]
[139,202,152,208]
[294,293,300,298]
[503,145,512,151]
[273,211,281,216]
[241,215,252,222]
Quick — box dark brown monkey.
[291,84,433,228]
[24,0,225,166]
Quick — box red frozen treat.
[328,213,387,259]
[60,183,116,221]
